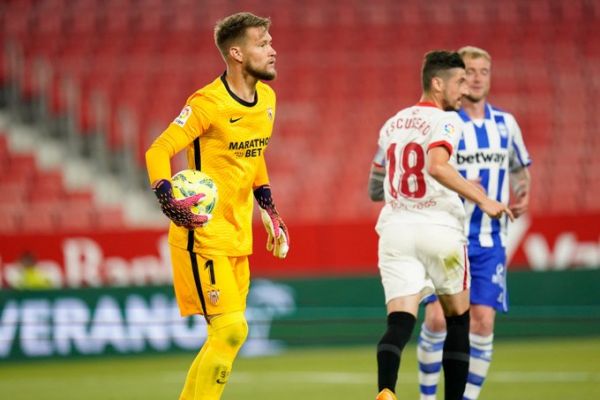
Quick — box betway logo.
[456,151,506,166]
[524,233,600,270]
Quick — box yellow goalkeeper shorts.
[169,244,250,317]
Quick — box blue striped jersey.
[456,103,531,248]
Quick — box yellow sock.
[180,311,248,400]
[179,342,208,400]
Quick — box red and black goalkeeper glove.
[254,185,289,259]
[153,179,210,230]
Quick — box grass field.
[1,337,599,400]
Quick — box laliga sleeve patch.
[174,105,192,127]
[442,122,455,138]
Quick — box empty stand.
[0,134,125,232]
[1,0,599,230]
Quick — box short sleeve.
[372,145,386,167]
[428,113,462,155]
[507,114,532,171]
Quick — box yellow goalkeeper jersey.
[146,73,276,256]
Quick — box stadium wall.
[0,213,599,289]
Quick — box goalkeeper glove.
[152,179,210,229]
[254,185,289,259]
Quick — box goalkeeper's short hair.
[214,12,271,58]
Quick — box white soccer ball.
[171,169,218,215]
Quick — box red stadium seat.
[3,0,598,224]
[0,135,9,163]
[19,203,58,233]
[3,154,36,182]
[55,203,96,231]
[0,181,28,205]
[0,205,22,233]
[95,207,125,230]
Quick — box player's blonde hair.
[458,46,491,62]
[214,12,271,58]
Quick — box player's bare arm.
[368,163,385,201]
[468,177,486,194]
[427,146,514,221]
[509,167,531,218]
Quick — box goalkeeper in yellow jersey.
[145,12,288,400]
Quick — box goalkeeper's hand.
[260,207,289,259]
[152,179,210,229]
[254,185,289,259]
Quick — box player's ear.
[229,46,243,63]
[431,76,444,92]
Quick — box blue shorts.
[423,243,508,312]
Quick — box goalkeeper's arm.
[146,125,209,229]
[254,185,289,259]
[151,179,209,229]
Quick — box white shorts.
[377,223,470,304]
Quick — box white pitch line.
[233,372,373,384]
[491,371,599,383]
[161,371,600,384]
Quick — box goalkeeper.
[145,12,288,400]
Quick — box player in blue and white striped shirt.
[416,46,532,400]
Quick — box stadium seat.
[0,204,22,233]
[0,181,28,205]
[55,203,96,231]
[0,134,9,163]
[2,0,599,225]
[19,203,58,233]
[95,207,125,230]
[3,154,36,183]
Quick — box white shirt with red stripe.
[374,102,466,232]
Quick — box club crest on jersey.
[174,105,192,127]
[266,107,273,121]
[207,289,220,305]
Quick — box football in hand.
[171,169,218,215]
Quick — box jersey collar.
[458,102,492,121]
[220,72,258,107]
[484,103,492,119]
[415,101,438,108]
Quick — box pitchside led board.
[0,279,298,361]
[2,270,599,361]
[0,213,599,361]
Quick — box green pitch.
[1,337,598,400]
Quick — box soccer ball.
[171,169,218,215]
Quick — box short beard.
[442,99,460,111]
[246,64,276,81]
[465,94,484,103]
